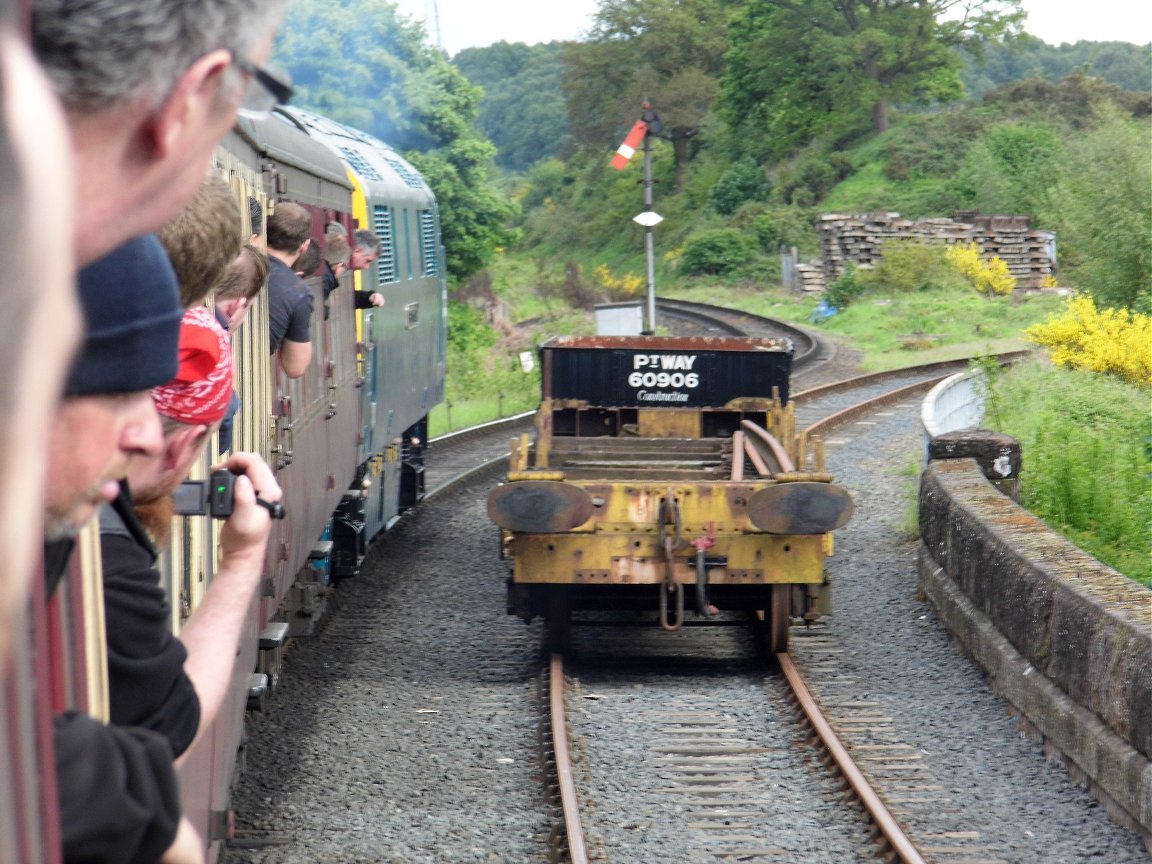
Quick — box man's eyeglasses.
[233,57,293,119]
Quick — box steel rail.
[654,296,822,367]
[792,350,1032,404]
[777,652,928,864]
[804,375,948,439]
[550,653,589,864]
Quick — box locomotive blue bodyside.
[281,107,447,541]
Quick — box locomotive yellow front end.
[488,336,853,646]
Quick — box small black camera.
[172,469,236,519]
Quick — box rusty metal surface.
[740,420,795,474]
[487,481,595,533]
[549,654,589,864]
[777,652,928,864]
[509,532,827,585]
[747,482,854,534]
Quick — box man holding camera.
[101,305,281,762]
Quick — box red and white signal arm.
[611,119,649,170]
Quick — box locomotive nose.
[487,480,595,533]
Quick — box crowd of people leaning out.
[0,1,383,862]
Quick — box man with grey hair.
[351,228,385,308]
[31,0,289,265]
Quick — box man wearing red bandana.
[100,307,281,764]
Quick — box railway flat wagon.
[488,335,854,650]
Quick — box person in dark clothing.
[265,201,314,378]
[319,229,350,319]
[320,226,384,316]
[54,713,185,864]
[46,235,197,863]
[350,228,385,308]
[103,306,280,760]
[102,491,201,755]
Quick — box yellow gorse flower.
[945,241,1016,296]
[1025,295,1152,386]
[593,264,644,298]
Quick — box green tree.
[956,122,1063,217]
[455,41,573,172]
[721,0,1023,158]
[1052,107,1152,313]
[959,36,1152,99]
[708,157,770,215]
[271,0,429,149]
[563,0,731,190]
[270,0,514,283]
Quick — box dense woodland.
[272,0,1151,315]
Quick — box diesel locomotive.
[488,335,854,651]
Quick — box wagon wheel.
[768,585,791,654]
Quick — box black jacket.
[47,492,185,864]
[100,495,200,756]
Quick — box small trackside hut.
[488,335,854,650]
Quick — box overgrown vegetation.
[790,283,1064,368]
[431,301,540,433]
[946,242,1016,297]
[1025,296,1152,385]
[274,2,1150,581]
[985,361,1151,586]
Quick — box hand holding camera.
[174,467,285,520]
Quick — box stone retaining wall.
[918,450,1152,836]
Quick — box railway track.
[423,310,1038,863]
[536,373,986,864]
[654,297,827,373]
[227,302,1145,863]
[542,631,937,863]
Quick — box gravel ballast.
[225,350,1148,862]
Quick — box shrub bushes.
[860,240,963,294]
[823,265,868,310]
[593,264,644,300]
[708,158,769,216]
[749,206,813,253]
[1025,295,1152,386]
[945,241,1017,296]
[679,229,756,275]
[779,153,854,206]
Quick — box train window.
[418,209,438,277]
[372,205,398,284]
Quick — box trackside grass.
[984,360,1151,586]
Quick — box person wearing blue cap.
[46,235,203,864]
[44,235,184,549]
